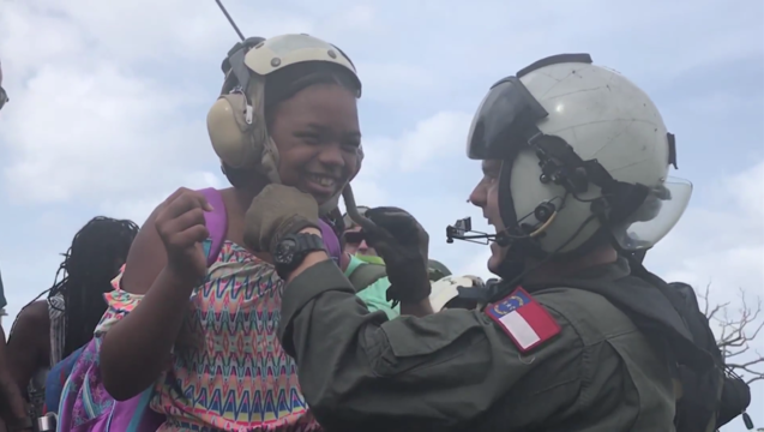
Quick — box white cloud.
[356,62,442,103]
[396,111,473,172]
[341,110,475,213]
[1,64,210,204]
[357,136,396,178]
[336,5,376,29]
[321,0,763,111]
[680,91,761,117]
[0,1,217,207]
[0,1,318,67]
[648,161,764,301]
[98,171,225,226]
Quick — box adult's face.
[342,226,377,257]
[468,160,509,274]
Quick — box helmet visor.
[611,177,693,251]
[466,76,548,160]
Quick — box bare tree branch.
[700,286,764,384]
[702,282,730,321]
[727,355,764,370]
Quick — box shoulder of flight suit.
[533,287,677,430]
[533,287,639,346]
[279,260,666,431]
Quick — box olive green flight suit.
[279,258,679,431]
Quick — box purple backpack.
[55,188,341,432]
[199,188,341,263]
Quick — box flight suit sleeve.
[279,260,586,431]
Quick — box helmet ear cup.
[207,94,256,169]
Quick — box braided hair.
[48,216,139,358]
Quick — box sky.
[0,0,762,428]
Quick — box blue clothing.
[44,346,84,413]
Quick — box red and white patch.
[485,287,561,352]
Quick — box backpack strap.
[197,188,228,266]
[348,263,387,293]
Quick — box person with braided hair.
[0,59,7,113]
[0,271,30,432]
[0,58,29,432]
[6,216,138,428]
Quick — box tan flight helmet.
[206,34,362,214]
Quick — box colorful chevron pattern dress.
[94,240,321,432]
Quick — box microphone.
[494,231,512,247]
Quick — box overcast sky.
[0,0,762,428]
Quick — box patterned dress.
[94,241,321,432]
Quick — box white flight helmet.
[206,34,362,214]
[466,53,691,258]
[429,275,485,311]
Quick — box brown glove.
[243,184,321,253]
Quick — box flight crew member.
[242,54,715,431]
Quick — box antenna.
[214,0,246,42]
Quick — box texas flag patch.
[485,287,561,353]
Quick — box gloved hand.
[362,207,430,304]
[243,184,320,253]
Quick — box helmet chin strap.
[493,258,526,283]
[467,213,600,307]
[450,213,597,309]
[319,191,342,216]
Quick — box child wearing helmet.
[92,34,363,431]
